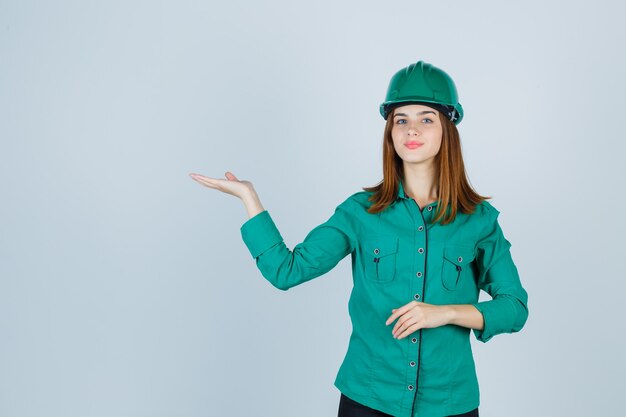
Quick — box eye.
[395,118,433,125]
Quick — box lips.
[405,141,424,149]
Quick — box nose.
[408,125,421,136]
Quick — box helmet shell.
[379,60,464,125]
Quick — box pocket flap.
[443,245,476,267]
[364,236,399,257]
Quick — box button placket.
[406,197,428,402]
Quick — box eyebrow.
[393,110,436,118]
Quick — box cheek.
[392,134,405,151]
[390,129,400,144]
[427,126,443,143]
[391,124,408,138]
[430,137,443,155]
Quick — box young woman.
[190,60,529,417]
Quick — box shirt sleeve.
[471,208,529,343]
[239,198,356,291]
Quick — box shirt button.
[457,256,463,262]
[408,385,414,391]
[417,248,424,254]
[418,226,424,231]
[427,206,433,211]
[416,271,422,277]
[410,361,416,367]
[414,294,420,300]
[374,248,380,254]
[411,337,417,343]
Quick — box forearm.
[239,199,354,291]
[445,304,484,331]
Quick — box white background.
[1,1,624,416]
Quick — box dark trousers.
[338,393,479,417]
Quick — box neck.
[403,162,438,202]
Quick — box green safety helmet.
[379,60,464,125]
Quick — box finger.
[386,310,400,326]
[190,173,209,179]
[386,308,398,325]
[395,302,414,315]
[192,173,216,182]
[192,175,214,185]
[225,171,238,181]
[393,313,412,334]
[393,316,416,338]
[392,315,402,332]
[386,305,409,325]
[396,319,419,339]
[397,322,420,340]
[193,176,220,189]
[191,173,209,182]
[398,306,424,333]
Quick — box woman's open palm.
[189,171,254,199]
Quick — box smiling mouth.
[405,142,424,149]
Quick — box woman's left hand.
[385,301,452,339]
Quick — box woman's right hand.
[189,171,255,200]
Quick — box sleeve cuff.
[471,297,524,343]
[240,210,284,259]
[471,301,501,343]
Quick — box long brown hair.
[362,107,491,225]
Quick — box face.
[390,104,443,168]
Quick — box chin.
[403,156,433,164]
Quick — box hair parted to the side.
[362,107,491,225]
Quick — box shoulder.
[476,200,501,217]
[469,200,502,232]
[337,190,375,211]
[472,200,509,241]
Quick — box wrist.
[241,189,265,219]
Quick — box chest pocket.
[362,236,399,283]
[442,245,476,290]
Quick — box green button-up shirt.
[239,179,529,417]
